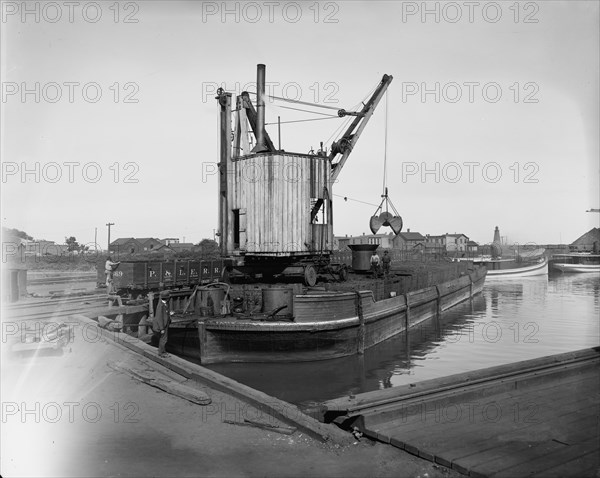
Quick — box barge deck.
[168,265,487,364]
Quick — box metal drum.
[262,287,294,316]
[348,244,380,272]
[196,287,225,316]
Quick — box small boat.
[454,256,548,279]
[481,256,548,278]
[552,253,600,273]
[452,227,548,279]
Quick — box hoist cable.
[246,91,341,111]
[382,90,389,196]
[333,194,379,207]
[274,104,339,117]
[265,116,339,126]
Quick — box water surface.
[207,272,600,409]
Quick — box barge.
[120,64,488,364]
[167,265,486,364]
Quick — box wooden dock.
[320,348,600,477]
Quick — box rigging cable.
[246,91,340,111]
[274,104,339,117]
[251,79,381,152]
[265,116,339,126]
[323,94,365,149]
[324,80,380,150]
[382,89,389,196]
[333,194,379,207]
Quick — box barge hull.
[170,267,486,364]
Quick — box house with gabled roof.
[109,238,142,254]
[393,230,426,250]
[137,238,165,252]
[110,237,166,254]
[424,233,470,253]
[445,233,469,252]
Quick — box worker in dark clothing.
[153,292,172,357]
[382,250,391,275]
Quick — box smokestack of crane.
[252,63,268,153]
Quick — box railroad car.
[97,259,226,297]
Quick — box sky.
[1,0,599,250]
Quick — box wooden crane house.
[216,64,393,285]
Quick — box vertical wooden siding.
[231,153,331,254]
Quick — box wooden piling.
[148,292,154,318]
[405,293,411,332]
[355,292,365,354]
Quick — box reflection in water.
[206,274,599,410]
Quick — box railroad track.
[3,295,109,322]
[5,293,106,311]
[27,274,97,286]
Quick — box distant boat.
[454,256,548,279]
[552,253,600,273]
[482,256,548,278]
[455,226,548,279]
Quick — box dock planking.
[320,347,599,477]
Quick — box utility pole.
[106,222,114,252]
[94,227,97,250]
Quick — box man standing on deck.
[382,250,391,276]
[370,251,381,278]
[153,291,172,357]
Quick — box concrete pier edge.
[70,314,354,445]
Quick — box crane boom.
[310,74,393,223]
[330,74,393,182]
